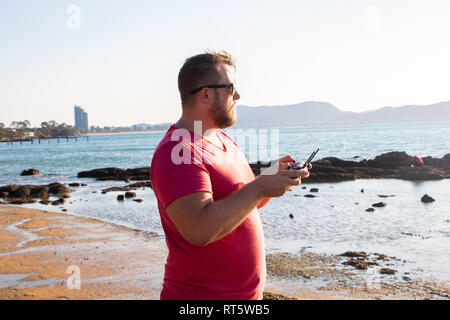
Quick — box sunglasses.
[190,83,236,96]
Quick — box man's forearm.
[200,180,264,245]
[257,197,271,209]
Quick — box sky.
[1,0,450,127]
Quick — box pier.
[1,136,89,145]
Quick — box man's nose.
[233,91,240,100]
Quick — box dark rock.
[81,183,87,186]
[68,182,80,187]
[48,183,71,196]
[310,188,319,192]
[368,151,412,169]
[304,194,316,198]
[341,251,368,258]
[125,192,136,198]
[365,208,375,212]
[372,202,387,208]
[377,194,395,198]
[117,195,124,201]
[21,169,40,176]
[289,213,294,219]
[133,199,143,203]
[51,198,65,206]
[301,186,307,189]
[342,259,377,270]
[379,268,397,275]
[39,200,51,205]
[361,189,365,193]
[77,167,151,185]
[421,194,435,203]
[101,182,152,194]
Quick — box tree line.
[0,120,77,141]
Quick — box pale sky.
[1,0,449,127]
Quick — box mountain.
[233,101,450,128]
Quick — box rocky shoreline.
[252,151,450,182]
[75,151,450,183]
[1,151,448,206]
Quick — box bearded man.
[150,50,310,300]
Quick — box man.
[150,50,311,300]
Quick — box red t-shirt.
[150,124,266,300]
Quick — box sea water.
[1,122,450,281]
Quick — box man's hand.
[254,157,311,198]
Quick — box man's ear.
[199,88,212,105]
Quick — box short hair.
[178,50,236,106]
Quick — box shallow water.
[2,122,450,283]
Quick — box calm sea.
[1,121,450,282]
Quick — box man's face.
[209,64,240,129]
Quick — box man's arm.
[257,197,272,209]
[165,167,309,246]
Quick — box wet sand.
[1,205,448,300]
[0,205,166,299]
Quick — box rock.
[81,183,87,186]
[77,167,151,184]
[133,199,143,203]
[304,194,316,198]
[301,186,307,189]
[117,195,124,201]
[48,183,71,196]
[21,169,40,176]
[341,251,368,258]
[101,182,152,194]
[421,194,435,203]
[125,192,136,198]
[377,194,396,198]
[372,202,387,208]
[361,189,365,193]
[68,182,80,187]
[310,188,319,192]
[365,208,375,212]
[289,213,294,219]
[342,259,377,270]
[51,198,65,206]
[379,268,397,275]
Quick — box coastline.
[1,205,448,300]
[82,130,167,137]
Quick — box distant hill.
[233,101,450,128]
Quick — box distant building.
[74,105,89,131]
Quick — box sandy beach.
[1,204,449,300]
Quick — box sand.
[0,205,166,299]
[1,204,448,300]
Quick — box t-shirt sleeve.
[151,142,212,210]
